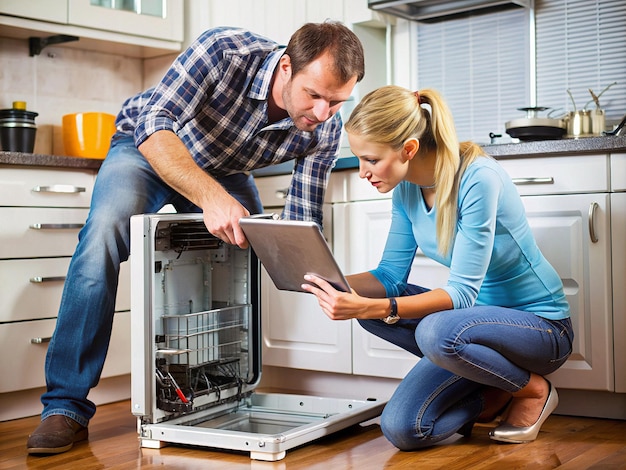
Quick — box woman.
[301,86,574,450]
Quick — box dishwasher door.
[129,213,385,461]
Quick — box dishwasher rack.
[156,305,251,413]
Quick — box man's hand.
[138,130,250,248]
[202,191,250,248]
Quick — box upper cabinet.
[68,0,183,42]
[0,0,67,23]
[0,0,183,58]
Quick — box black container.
[0,108,38,153]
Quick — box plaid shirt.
[115,27,343,226]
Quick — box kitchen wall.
[0,35,172,156]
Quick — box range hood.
[368,0,530,21]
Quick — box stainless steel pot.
[505,107,566,141]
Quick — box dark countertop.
[481,134,626,159]
[253,135,626,176]
[3,134,625,174]
[0,151,103,170]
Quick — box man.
[27,21,364,455]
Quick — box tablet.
[239,215,351,293]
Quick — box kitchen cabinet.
[256,173,352,372]
[0,165,131,421]
[192,0,344,46]
[0,0,183,58]
[497,154,613,392]
[0,0,66,23]
[334,198,416,378]
[522,193,612,390]
[68,0,183,42]
[334,197,450,379]
[187,0,390,48]
[611,153,626,394]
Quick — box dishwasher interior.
[129,213,385,461]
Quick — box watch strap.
[383,297,399,324]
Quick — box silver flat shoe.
[489,382,558,444]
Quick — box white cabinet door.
[0,0,67,23]
[334,198,420,379]
[341,190,613,389]
[260,203,352,373]
[523,193,613,391]
[611,192,626,393]
[202,0,307,46]
[260,269,352,373]
[68,0,183,42]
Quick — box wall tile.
[0,37,144,155]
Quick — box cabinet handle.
[32,185,86,194]
[30,337,52,344]
[29,276,66,283]
[588,201,599,243]
[511,177,554,185]
[29,223,85,230]
[275,188,289,199]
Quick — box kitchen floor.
[2,400,626,469]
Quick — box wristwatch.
[383,297,399,324]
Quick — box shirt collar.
[249,48,284,101]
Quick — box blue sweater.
[370,156,570,320]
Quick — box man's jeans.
[41,136,263,426]
[358,285,574,450]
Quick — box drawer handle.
[32,185,86,194]
[511,177,555,186]
[30,276,66,283]
[275,188,289,199]
[589,201,599,243]
[30,337,52,344]
[29,223,85,230]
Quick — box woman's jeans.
[41,136,263,426]
[358,285,574,451]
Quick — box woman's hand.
[301,274,375,321]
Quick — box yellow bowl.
[62,112,116,159]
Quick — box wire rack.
[162,305,249,367]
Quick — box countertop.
[254,135,626,176]
[2,134,625,174]
[481,134,626,159]
[0,151,103,170]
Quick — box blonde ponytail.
[346,86,486,256]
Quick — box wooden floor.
[1,400,626,469]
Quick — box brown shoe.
[26,415,88,455]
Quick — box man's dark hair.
[284,21,365,83]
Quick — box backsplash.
[0,36,176,156]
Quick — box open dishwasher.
[129,213,385,461]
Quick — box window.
[536,0,626,124]
[414,0,626,142]
[416,7,530,143]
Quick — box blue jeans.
[41,135,264,426]
[358,285,574,451]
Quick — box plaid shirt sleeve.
[132,28,272,148]
[281,113,343,227]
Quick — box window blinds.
[536,0,626,124]
[416,8,530,143]
[415,0,625,142]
